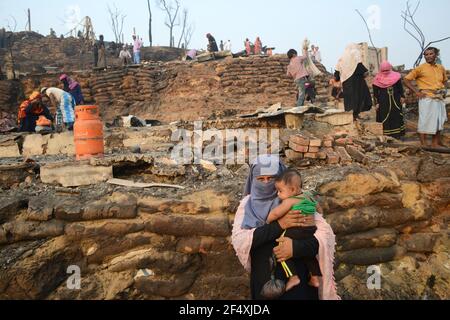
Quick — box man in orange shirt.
[404,47,448,148]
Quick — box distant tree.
[158,0,180,47]
[177,8,190,48]
[108,4,126,44]
[4,16,17,79]
[183,22,195,49]
[355,9,380,71]
[5,15,17,32]
[401,0,450,67]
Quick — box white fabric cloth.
[224,41,232,52]
[418,98,448,134]
[336,43,363,83]
[46,87,66,102]
[314,50,322,63]
[119,50,132,59]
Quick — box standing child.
[267,169,322,292]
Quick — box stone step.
[40,162,113,188]
[1,220,65,244]
[143,213,230,237]
[65,218,145,239]
[134,271,198,299]
[83,232,172,264]
[336,245,407,266]
[106,246,199,273]
[26,192,138,223]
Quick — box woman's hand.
[274,237,293,262]
[301,215,315,227]
[278,211,300,229]
[278,211,315,229]
[400,97,406,105]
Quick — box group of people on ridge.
[94,34,143,69]
[245,37,263,56]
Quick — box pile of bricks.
[285,134,369,165]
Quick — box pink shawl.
[231,195,341,300]
[245,40,252,55]
[373,61,401,88]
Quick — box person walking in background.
[60,74,85,105]
[314,46,322,63]
[220,40,224,51]
[93,41,99,67]
[206,33,219,52]
[310,45,317,62]
[245,38,252,55]
[373,61,406,139]
[254,37,262,55]
[97,35,107,69]
[224,40,232,52]
[119,45,132,66]
[132,35,143,64]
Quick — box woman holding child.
[232,155,340,300]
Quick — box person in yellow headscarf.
[17,92,53,133]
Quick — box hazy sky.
[1,0,449,70]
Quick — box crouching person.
[18,91,54,133]
[41,87,75,132]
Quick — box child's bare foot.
[309,276,321,288]
[286,276,301,292]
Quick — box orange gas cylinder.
[74,105,104,160]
